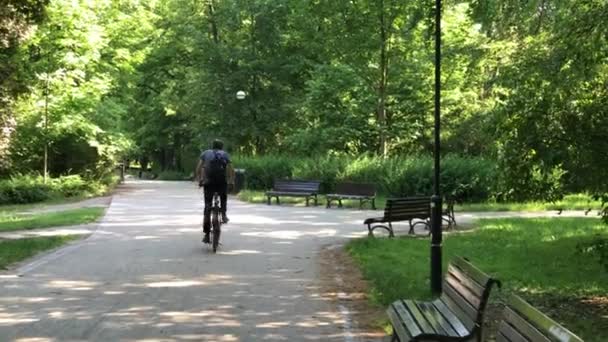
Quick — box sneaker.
[221,213,229,224]
[202,232,210,244]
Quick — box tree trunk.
[378,0,389,157]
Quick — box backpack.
[205,151,227,184]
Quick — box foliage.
[234,154,495,201]
[1,0,606,210]
[347,217,608,340]
[0,174,110,205]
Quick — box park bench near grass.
[387,257,501,342]
[326,182,376,209]
[497,294,583,342]
[265,179,321,206]
[364,197,431,237]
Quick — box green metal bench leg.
[371,198,376,210]
[338,198,343,208]
[276,196,280,205]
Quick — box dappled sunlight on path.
[0,180,383,341]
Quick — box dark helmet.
[212,139,224,150]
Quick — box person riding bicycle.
[196,139,235,244]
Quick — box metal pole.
[43,53,50,184]
[430,0,443,295]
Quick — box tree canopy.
[0,0,606,205]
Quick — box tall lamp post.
[430,0,443,295]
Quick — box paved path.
[0,180,374,341]
[0,180,597,341]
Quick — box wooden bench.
[326,182,376,209]
[387,257,501,342]
[364,197,431,237]
[497,294,583,342]
[265,180,321,206]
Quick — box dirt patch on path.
[318,244,388,341]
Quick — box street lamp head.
[236,90,246,100]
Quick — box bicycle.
[206,191,222,253]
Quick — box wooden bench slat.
[442,282,479,324]
[433,299,471,337]
[417,302,459,337]
[452,257,491,286]
[388,257,498,342]
[435,296,475,332]
[497,320,529,342]
[404,300,437,334]
[445,272,482,309]
[389,301,418,338]
[267,191,314,196]
[505,295,582,342]
[334,182,376,197]
[447,264,485,298]
[503,306,552,342]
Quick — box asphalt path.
[0,180,593,341]
[0,180,374,341]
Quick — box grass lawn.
[0,236,80,269]
[347,217,608,341]
[0,194,94,213]
[239,190,602,212]
[0,207,105,232]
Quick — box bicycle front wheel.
[211,208,221,252]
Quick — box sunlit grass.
[347,217,608,341]
[0,208,105,232]
[239,190,601,213]
[457,193,603,211]
[0,236,80,269]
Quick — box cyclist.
[196,139,235,244]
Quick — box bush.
[233,154,496,202]
[0,175,53,204]
[0,174,112,205]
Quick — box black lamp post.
[430,0,443,295]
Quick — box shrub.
[233,154,496,202]
[0,174,112,205]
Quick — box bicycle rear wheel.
[211,208,221,252]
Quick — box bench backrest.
[335,182,376,197]
[384,197,430,220]
[439,257,501,336]
[497,295,583,342]
[273,179,320,193]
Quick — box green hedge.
[0,175,113,205]
[233,155,496,202]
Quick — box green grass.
[0,207,106,232]
[347,217,608,341]
[0,195,92,213]
[0,236,80,269]
[239,190,602,213]
[456,193,603,212]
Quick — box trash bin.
[233,168,246,194]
